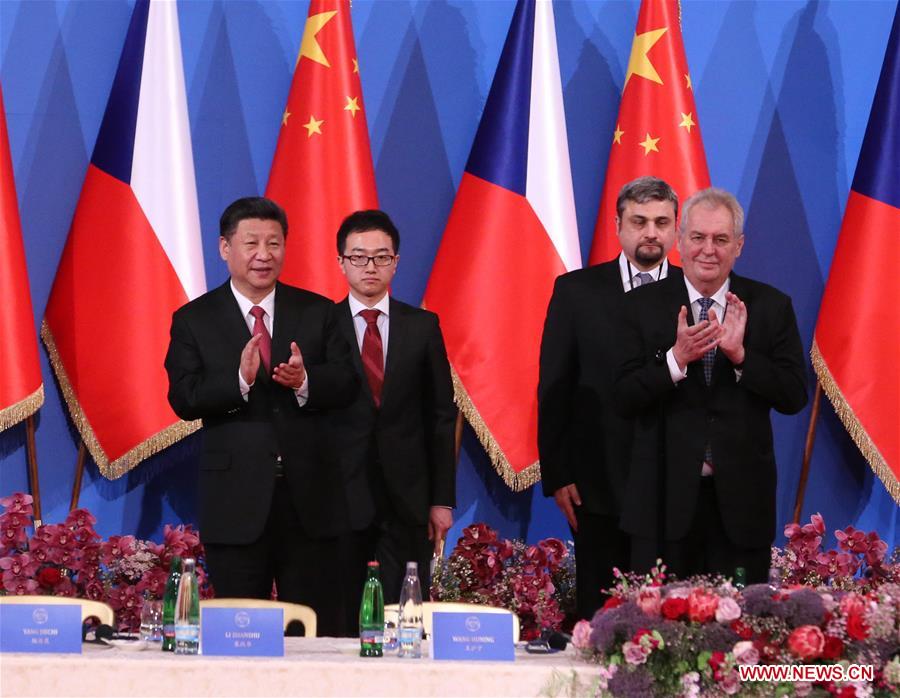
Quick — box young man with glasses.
[333,209,457,634]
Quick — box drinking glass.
[139,598,164,643]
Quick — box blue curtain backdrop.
[1,0,897,551]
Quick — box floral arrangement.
[430,523,576,640]
[568,516,900,697]
[0,492,212,632]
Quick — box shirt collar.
[349,293,390,318]
[684,275,730,307]
[230,281,276,319]
[618,252,668,287]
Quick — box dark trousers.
[204,483,345,637]
[572,510,629,620]
[340,518,433,636]
[631,477,770,584]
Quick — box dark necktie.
[637,272,655,287]
[249,306,271,372]
[697,298,716,385]
[360,309,384,407]
[697,297,715,471]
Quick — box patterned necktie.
[697,298,716,472]
[360,309,384,407]
[249,306,271,372]
[637,272,655,287]
[697,298,716,385]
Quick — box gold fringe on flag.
[0,384,44,432]
[41,321,201,481]
[449,365,541,492]
[811,339,900,504]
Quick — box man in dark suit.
[538,176,680,620]
[332,210,456,624]
[165,197,357,635]
[615,187,807,583]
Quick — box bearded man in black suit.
[538,176,680,620]
[165,197,357,635]
[615,187,807,583]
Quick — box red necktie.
[360,309,384,407]
[250,306,271,373]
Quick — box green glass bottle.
[734,566,747,590]
[161,555,182,652]
[359,561,384,657]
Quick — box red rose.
[731,619,754,640]
[37,566,61,588]
[687,589,719,623]
[661,597,688,620]
[787,625,825,660]
[601,596,624,611]
[846,611,869,641]
[821,635,844,660]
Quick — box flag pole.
[70,441,86,511]
[792,382,823,523]
[25,416,42,527]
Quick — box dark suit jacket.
[614,273,808,547]
[332,297,457,530]
[538,262,683,515]
[165,281,358,545]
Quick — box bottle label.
[174,624,199,641]
[360,629,383,645]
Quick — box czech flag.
[423,0,580,490]
[812,3,900,503]
[42,0,206,479]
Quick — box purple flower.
[590,602,651,654]
[607,665,653,698]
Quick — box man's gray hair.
[679,187,745,237]
[616,176,679,220]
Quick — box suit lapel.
[216,280,253,347]
[382,297,406,406]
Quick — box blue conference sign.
[201,607,284,657]
[0,603,82,653]
[431,612,515,662]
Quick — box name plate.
[201,607,284,656]
[0,603,82,653]
[431,612,515,662]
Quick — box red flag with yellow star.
[588,0,709,265]
[0,85,44,431]
[265,0,378,300]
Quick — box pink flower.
[720,669,741,695]
[102,535,136,565]
[622,640,648,665]
[637,586,662,616]
[687,588,719,623]
[0,553,39,577]
[733,640,759,665]
[571,619,592,650]
[787,625,825,660]
[0,513,30,549]
[597,664,617,691]
[715,596,741,623]
[0,492,34,514]
[65,508,97,530]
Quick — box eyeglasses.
[342,254,396,267]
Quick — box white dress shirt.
[617,252,669,293]
[231,281,308,405]
[348,293,390,368]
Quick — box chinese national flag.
[266,0,378,300]
[589,0,710,265]
[0,85,44,432]
[812,4,900,503]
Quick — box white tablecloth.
[0,637,597,697]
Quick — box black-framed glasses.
[342,254,396,267]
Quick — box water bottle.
[733,566,747,590]
[397,561,423,658]
[161,555,182,652]
[359,561,384,657]
[173,557,200,655]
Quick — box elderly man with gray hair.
[615,187,807,583]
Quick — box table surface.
[0,637,598,698]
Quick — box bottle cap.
[367,560,380,568]
[406,561,418,573]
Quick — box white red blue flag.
[42,0,205,478]
[423,0,580,490]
